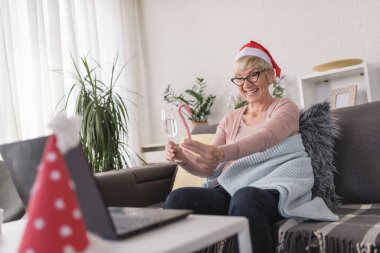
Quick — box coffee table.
[0,214,252,253]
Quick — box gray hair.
[233,55,273,75]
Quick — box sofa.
[95,163,177,208]
[190,101,380,253]
[2,101,380,252]
[0,162,178,223]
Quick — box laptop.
[0,136,191,240]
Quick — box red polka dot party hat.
[18,114,89,253]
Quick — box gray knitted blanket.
[210,134,338,221]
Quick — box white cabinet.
[298,62,380,109]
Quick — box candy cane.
[178,104,192,139]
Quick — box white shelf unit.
[298,62,380,109]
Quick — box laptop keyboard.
[109,208,166,234]
[107,207,192,236]
[111,215,164,234]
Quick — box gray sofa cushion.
[0,160,25,222]
[299,101,341,207]
[333,101,380,203]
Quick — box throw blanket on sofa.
[211,134,339,221]
[276,204,380,253]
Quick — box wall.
[137,0,380,145]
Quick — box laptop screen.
[0,136,118,239]
[0,136,191,240]
[0,136,47,205]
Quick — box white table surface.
[0,215,252,253]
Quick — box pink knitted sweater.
[213,98,299,162]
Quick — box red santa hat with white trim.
[235,40,281,83]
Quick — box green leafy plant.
[272,75,285,99]
[234,99,248,109]
[63,55,140,173]
[228,91,248,109]
[163,78,216,122]
[272,83,285,98]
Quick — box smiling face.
[236,67,273,104]
[233,56,274,105]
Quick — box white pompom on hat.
[235,40,281,83]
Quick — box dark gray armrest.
[94,163,177,207]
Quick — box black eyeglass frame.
[230,70,266,86]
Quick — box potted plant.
[163,77,216,126]
[63,55,141,173]
[272,75,285,98]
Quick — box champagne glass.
[161,109,178,139]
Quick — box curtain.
[0,0,144,164]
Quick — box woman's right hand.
[165,140,185,163]
[165,140,218,177]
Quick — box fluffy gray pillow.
[299,101,341,207]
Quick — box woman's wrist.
[217,148,225,163]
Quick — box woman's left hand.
[180,138,224,168]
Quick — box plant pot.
[191,121,208,128]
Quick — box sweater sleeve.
[220,99,300,161]
[212,115,228,146]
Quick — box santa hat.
[235,40,281,83]
[18,114,89,253]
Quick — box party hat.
[18,114,89,253]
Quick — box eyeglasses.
[230,70,266,86]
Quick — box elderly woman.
[164,41,337,253]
